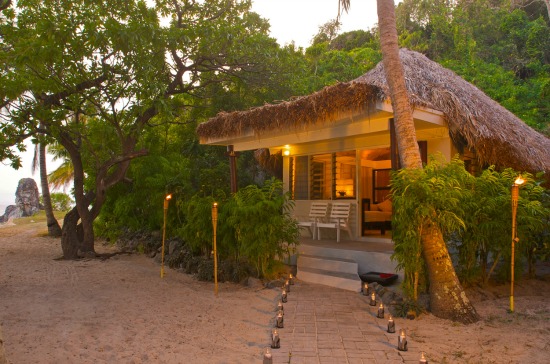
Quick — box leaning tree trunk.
[377,0,479,323]
[61,207,81,259]
[61,203,95,259]
[377,0,422,170]
[39,143,62,237]
[421,221,479,323]
[60,142,96,259]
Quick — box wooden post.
[228,145,238,194]
[389,118,400,170]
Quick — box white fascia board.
[376,99,446,126]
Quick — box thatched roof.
[197,49,550,176]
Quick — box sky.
[251,0,379,48]
[0,0,380,208]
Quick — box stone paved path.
[267,280,424,364]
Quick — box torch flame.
[514,176,525,186]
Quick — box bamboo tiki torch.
[212,202,218,296]
[161,194,172,278]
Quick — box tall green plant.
[181,194,218,256]
[392,155,550,294]
[181,179,299,278]
[225,179,299,277]
[391,155,466,299]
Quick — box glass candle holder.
[397,329,408,351]
[387,315,395,333]
[271,329,280,349]
[377,303,385,318]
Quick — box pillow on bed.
[377,199,392,213]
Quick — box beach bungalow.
[196,49,550,289]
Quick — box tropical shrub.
[391,155,550,299]
[180,178,300,279]
[391,155,467,299]
[43,192,73,211]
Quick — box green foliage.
[330,29,380,51]
[391,155,550,292]
[180,194,217,256]
[393,0,550,134]
[181,178,299,278]
[1,0,307,254]
[391,154,467,296]
[393,298,426,318]
[224,179,299,277]
[47,192,73,211]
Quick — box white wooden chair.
[316,202,353,242]
[297,202,329,240]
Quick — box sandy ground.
[0,221,278,363]
[1,219,549,363]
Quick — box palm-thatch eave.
[196,82,383,142]
[197,49,550,177]
[357,49,550,176]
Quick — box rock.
[77,250,97,259]
[265,280,284,289]
[0,178,40,222]
[0,205,18,223]
[168,238,182,255]
[15,178,41,216]
[245,277,264,290]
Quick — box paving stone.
[290,339,317,351]
[317,340,344,349]
[289,349,318,357]
[319,357,348,364]
[287,355,320,364]
[262,281,412,364]
[345,349,375,359]
[347,358,372,364]
[369,341,396,351]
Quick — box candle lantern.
[263,347,273,364]
[271,329,280,349]
[369,292,377,306]
[397,329,408,351]
[419,352,428,364]
[377,303,385,318]
[362,282,370,296]
[276,310,284,328]
[387,315,395,333]
[289,273,294,285]
[277,300,284,312]
[281,289,287,303]
[285,279,290,292]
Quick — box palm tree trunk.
[39,143,62,237]
[376,0,479,323]
[377,0,422,170]
[421,221,479,323]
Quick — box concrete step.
[298,243,396,276]
[298,254,359,275]
[297,254,361,292]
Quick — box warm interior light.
[514,176,525,185]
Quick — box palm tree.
[339,0,479,323]
[32,137,62,237]
[46,143,74,192]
